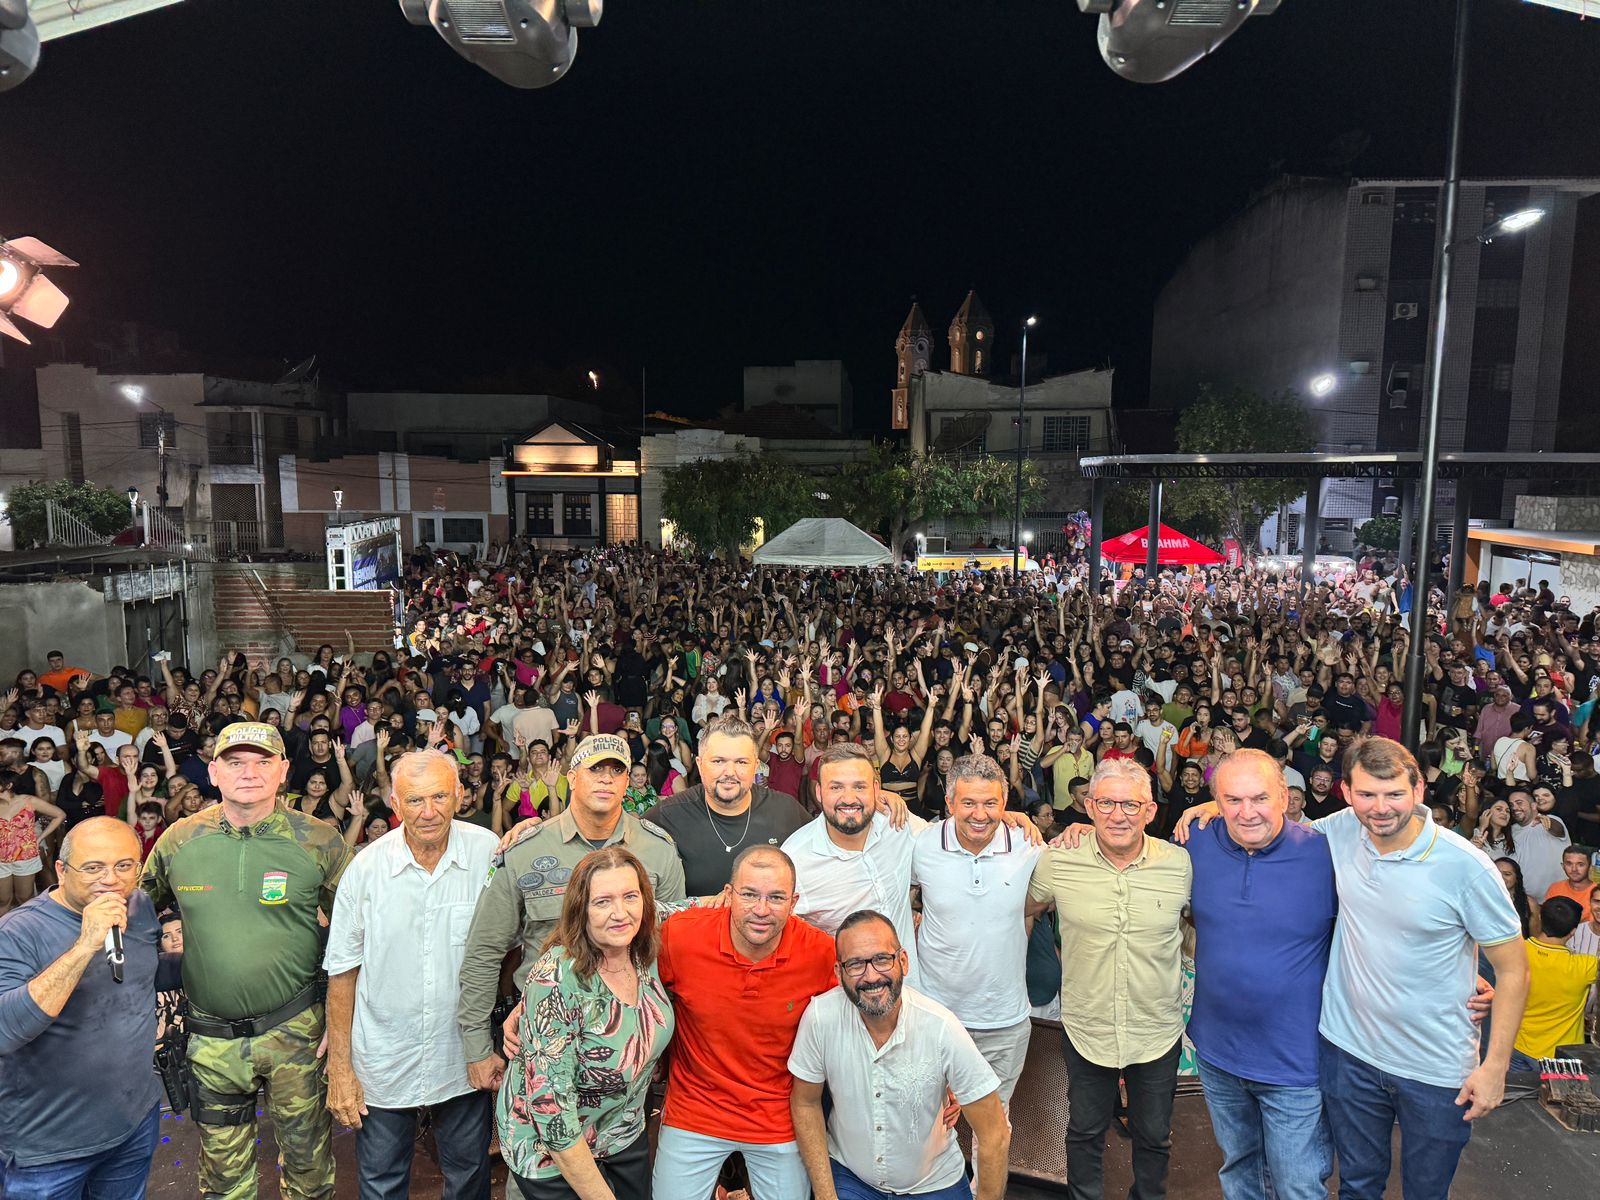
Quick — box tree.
[1355,514,1401,551]
[4,479,132,549]
[1163,384,1316,549]
[660,450,819,560]
[838,445,1046,561]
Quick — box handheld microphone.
[105,927,124,985]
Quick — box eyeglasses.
[61,859,140,880]
[733,889,791,908]
[839,952,899,979]
[1090,798,1146,816]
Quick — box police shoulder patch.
[638,818,676,845]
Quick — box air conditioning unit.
[1389,389,1409,410]
[1393,302,1419,320]
[923,536,947,554]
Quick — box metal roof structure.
[1078,452,1600,482]
[35,0,184,42]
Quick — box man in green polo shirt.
[455,733,687,1092]
[142,721,351,1200]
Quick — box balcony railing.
[203,520,266,559]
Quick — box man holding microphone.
[0,816,178,1198]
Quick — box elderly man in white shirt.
[789,909,1012,1200]
[324,751,499,1200]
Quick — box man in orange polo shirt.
[1544,846,1597,908]
[652,844,836,1200]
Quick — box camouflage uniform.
[143,797,351,1200]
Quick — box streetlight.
[120,383,169,516]
[1308,372,1337,397]
[125,486,139,530]
[1401,0,1545,751]
[1013,315,1038,574]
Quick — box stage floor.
[144,1090,1600,1198]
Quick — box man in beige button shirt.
[1027,758,1191,1200]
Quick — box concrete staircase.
[206,563,395,664]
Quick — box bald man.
[650,845,838,1200]
[0,817,179,1197]
[325,751,499,1200]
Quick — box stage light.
[0,234,78,345]
[400,0,602,89]
[1087,0,1283,84]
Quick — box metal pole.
[1397,479,1416,578]
[1145,479,1162,584]
[1448,480,1471,605]
[1403,0,1470,753]
[1301,479,1321,591]
[1012,324,1029,575]
[1088,477,1105,596]
[157,420,169,514]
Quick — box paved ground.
[144,1089,1599,1199]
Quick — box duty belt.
[186,980,324,1040]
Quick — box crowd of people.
[1,536,1597,1200]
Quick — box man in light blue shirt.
[1313,738,1526,1200]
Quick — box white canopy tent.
[752,517,892,568]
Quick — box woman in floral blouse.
[498,846,675,1199]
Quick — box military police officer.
[142,722,352,1200]
[455,733,686,1090]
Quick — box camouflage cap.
[213,721,286,758]
[570,733,630,771]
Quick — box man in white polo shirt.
[789,909,1011,1200]
[324,750,499,1200]
[783,744,929,989]
[912,754,1042,1131]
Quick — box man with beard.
[788,910,1011,1200]
[648,846,836,1200]
[650,717,811,895]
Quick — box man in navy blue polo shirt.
[1187,750,1338,1200]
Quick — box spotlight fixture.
[0,234,77,344]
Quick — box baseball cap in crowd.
[963,642,980,655]
[1014,656,1030,673]
[571,733,631,771]
[415,708,438,723]
[213,722,286,758]
[531,640,547,656]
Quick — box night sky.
[4,1,1598,428]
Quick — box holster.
[153,1010,192,1115]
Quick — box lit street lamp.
[121,383,169,516]
[1308,372,1337,397]
[125,485,139,529]
[1012,315,1037,575]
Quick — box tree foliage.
[4,479,132,549]
[838,445,1046,560]
[660,451,819,560]
[1162,384,1316,548]
[1355,514,1401,551]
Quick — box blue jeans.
[651,1126,809,1200]
[829,1159,972,1200]
[0,1102,160,1200]
[1195,1054,1330,1200]
[1318,1037,1471,1200]
[355,1090,492,1200]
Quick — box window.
[137,412,177,449]
[527,491,554,536]
[973,350,983,372]
[442,517,485,544]
[1041,414,1091,454]
[1476,277,1520,309]
[564,494,593,536]
[606,493,639,543]
[415,517,438,543]
[1492,363,1513,393]
[63,412,84,483]
[206,412,255,466]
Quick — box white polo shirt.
[324,819,498,1108]
[911,820,1042,1030]
[783,812,927,990]
[789,985,999,1195]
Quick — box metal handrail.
[43,499,113,548]
[243,568,293,639]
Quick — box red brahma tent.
[1100,523,1225,566]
